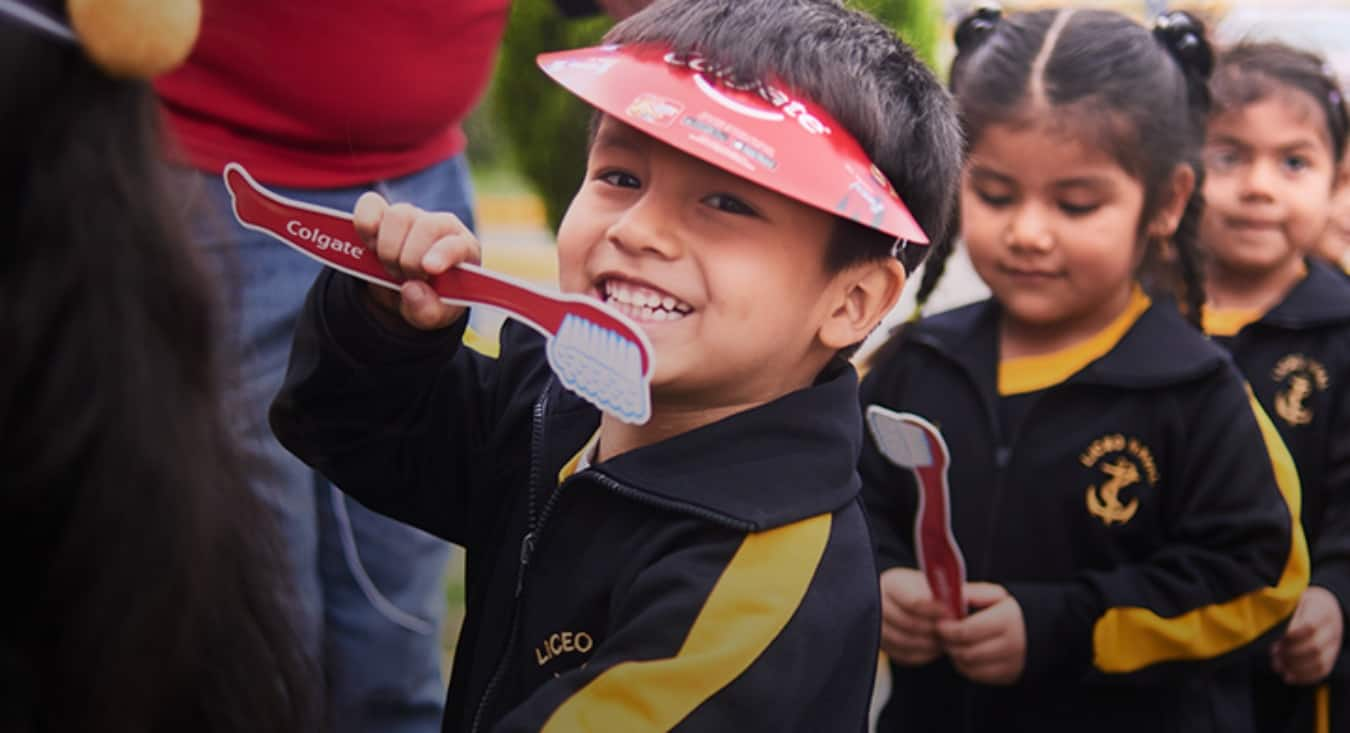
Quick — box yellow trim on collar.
[558,430,601,486]
[462,324,501,359]
[997,286,1152,396]
[1201,306,1262,338]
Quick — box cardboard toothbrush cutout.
[866,406,968,619]
[222,164,654,425]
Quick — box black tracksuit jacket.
[1210,260,1350,733]
[271,270,881,732]
[861,297,1307,733]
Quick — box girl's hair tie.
[1152,11,1214,81]
[955,3,1002,53]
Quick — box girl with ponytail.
[861,7,1307,732]
[0,2,319,730]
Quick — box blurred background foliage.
[466,0,943,231]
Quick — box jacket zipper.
[469,386,551,733]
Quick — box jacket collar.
[1260,258,1350,330]
[544,359,863,532]
[909,297,1229,392]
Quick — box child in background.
[1317,156,1350,276]
[1200,41,1350,733]
[0,1,318,731]
[270,0,962,730]
[861,8,1307,733]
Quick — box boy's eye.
[703,193,758,216]
[599,170,641,188]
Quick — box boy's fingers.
[398,281,460,330]
[375,203,420,280]
[352,191,388,244]
[401,212,475,277]
[423,233,482,276]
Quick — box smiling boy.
[270,0,960,730]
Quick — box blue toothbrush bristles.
[547,313,651,424]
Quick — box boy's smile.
[556,115,846,412]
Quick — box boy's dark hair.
[602,0,962,275]
[1,12,320,733]
[912,7,1214,330]
[1210,41,1350,164]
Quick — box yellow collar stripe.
[1201,306,1262,337]
[1090,390,1308,674]
[557,430,601,486]
[540,514,832,732]
[462,324,501,359]
[998,287,1152,396]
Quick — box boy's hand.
[352,192,480,330]
[937,583,1026,685]
[879,567,948,666]
[1273,586,1344,685]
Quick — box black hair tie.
[955,3,1002,53]
[1152,11,1213,80]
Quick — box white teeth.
[599,278,692,318]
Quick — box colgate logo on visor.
[663,52,832,136]
[286,220,366,259]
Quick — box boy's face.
[1201,93,1339,276]
[556,116,844,410]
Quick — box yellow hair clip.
[1,0,200,78]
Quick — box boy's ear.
[1335,158,1350,192]
[819,258,907,351]
[1147,163,1197,240]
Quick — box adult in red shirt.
[155,2,647,730]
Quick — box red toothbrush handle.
[223,164,649,373]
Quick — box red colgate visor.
[538,44,929,245]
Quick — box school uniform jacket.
[270,270,881,733]
[1209,259,1350,733]
[861,295,1309,733]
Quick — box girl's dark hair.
[1211,41,1350,164]
[0,18,320,733]
[910,6,1214,330]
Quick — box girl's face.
[1201,93,1340,276]
[962,122,1174,345]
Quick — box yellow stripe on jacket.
[540,514,832,732]
[1091,391,1309,673]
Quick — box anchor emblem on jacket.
[1086,457,1140,526]
[1274,373,1314,426]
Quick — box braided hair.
[908,5,1214,329]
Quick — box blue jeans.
[186,156,471,733]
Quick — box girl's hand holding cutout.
[937,582,1026,685]
[880,567,949,666]
[352,192,481,331]
[1273,586,1344,685]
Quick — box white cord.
[0,0,77,42]
[330,486,437,636]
